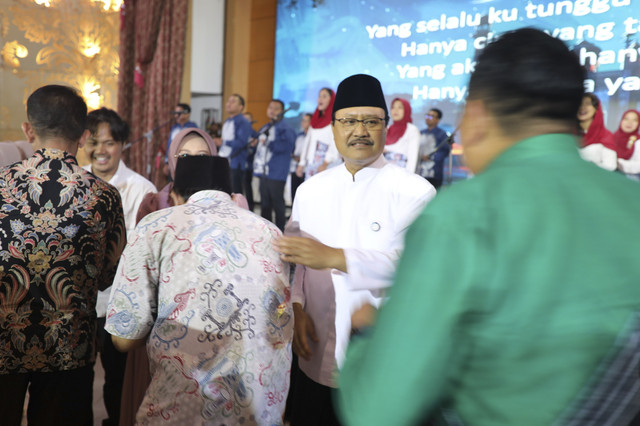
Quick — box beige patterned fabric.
[106,190,293,425]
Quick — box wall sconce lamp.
[1,41,29,68]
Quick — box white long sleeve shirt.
[298,124,341,178]
[288,155,436,386]
[383,122,421,172]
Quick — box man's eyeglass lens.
[335,118,384,129]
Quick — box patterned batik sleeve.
[100,187,127,291]
[105,217,159,340]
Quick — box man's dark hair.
[26,85,87,142]
[468,28,585,132]
[87,107,129,143]
[177,103,191,113]
[271,99,285,111]
[232,94,245,108]
[304,112,313,119]
[430,108,443,120]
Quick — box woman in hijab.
[296,87,339,179]
[383,97,421,172]
[137,128,247,223]
[577,93,617,171]
[615,109,640,176]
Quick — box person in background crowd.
[384,98,420,172]
[338,28,640,426]
[106,155,293,425]
[615,109,640,177]
[296,88,339,179]
[83,107,156,426]
[253,99,296,231]
[275,74,435,426]
[290,113,312,202]
[0,85,126,425]
[165,102,197,165]
[418,108,450,189]
[577,93,617,171]
[214,94,253,197]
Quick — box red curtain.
[117,0,189,187]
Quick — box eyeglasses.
[174,153,208,158]
[334,117,385,130]
[425,114,434,119]
[172,110,188,116]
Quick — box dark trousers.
[97,317,127,426]
[231,168,245,197]
[259,177,286,231]
[290,172,304,204]
[244,168,255,211]
[289,369,342,426]
[0,365,94,426]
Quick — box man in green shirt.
[338,28,640,426]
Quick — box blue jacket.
[254,120,296,181]
[222,114,253,170]
[420,126,450,182]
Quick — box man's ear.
[461,99,490,148]
[21,122,36,143]
[77,129,90,149]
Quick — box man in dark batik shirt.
[0,85,126,426]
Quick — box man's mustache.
[348,138,373,146]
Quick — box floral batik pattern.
[105,190,293,425]
[0,149,125,374]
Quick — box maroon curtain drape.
[117,0,189,187]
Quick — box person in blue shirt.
[253,99,296,230]
[418,108,450,188]
[243,111,259,211]
[215,94,253,197]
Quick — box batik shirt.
[0,148,125,374]
[106,190,293,425]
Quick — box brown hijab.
[136,128,249,224]
[168,128,218,178]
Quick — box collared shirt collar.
[340,154,387,183]
[488,133,580,171]
[36,148,78,165]
[187,190,233,205]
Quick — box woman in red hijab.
[577,93,617,171]
[296,87,338,179]
[384,97,421,171]
[615,109,640,175]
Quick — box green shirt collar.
[487,133,580,171]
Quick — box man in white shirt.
[83,107,156,426]
[274,74,436,425]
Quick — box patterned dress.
[0,148,125,374]
[106,190,293,425]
